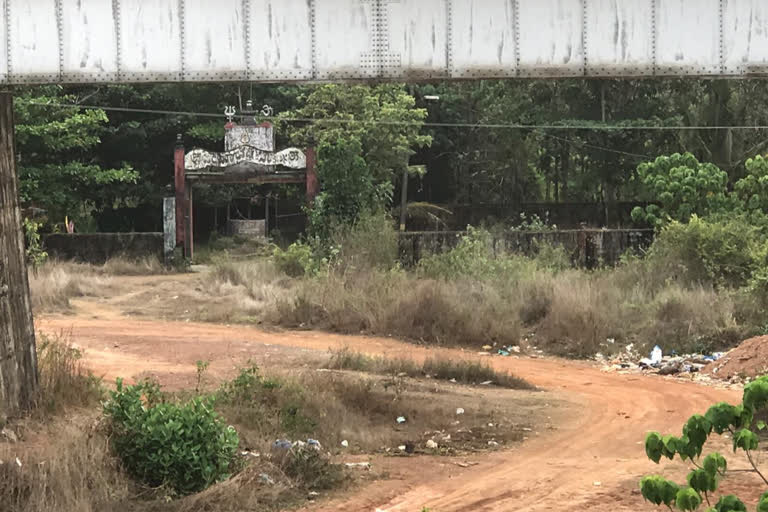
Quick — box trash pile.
[598,344,726,378]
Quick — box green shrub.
[631,152,731,227]
[330,210,398,271]
[103,379,239,495]
[273,241,314,277]
[419,227,539,281]
[646,216,766,288]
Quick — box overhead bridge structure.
[2,0,768,85]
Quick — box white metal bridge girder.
[2,0,768,84]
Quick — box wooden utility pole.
[0,92,38,416]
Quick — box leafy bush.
[734,155,768,213]
[103,379,239,495]
[273,241,315,277]
[646,216,766,288]
[640,375,768,511]
[23,218,48,270]
[418,227,539,281]
[631,153,730,227]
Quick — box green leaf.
[645,432,665,463]
[711,494,746,512]
[702,452,727,476]
[675,487,703,511]
[683,415,713,458]
[687,468,717,493]
[732,429,758,452]
[640,475,680,507]
[705,403,742,434]
[757,491,768,512]
[743,377,768,411]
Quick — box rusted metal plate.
[60,0,119,82]
[450,0,517,78]
[655,0,720,75]
[8,0,59,83]
[723,0,768,75]
[517,0,584,77]
[389,0,448,78]
[4,0,768,83]
[314,0,375,79]
[183,0,247,80]
[247,0,313,80]
[585,0,654,76]
[119,0,182,81]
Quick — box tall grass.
[34,332,103,415]
[263,218,753,358]
[28,262,111,312]
[327,348,534,389]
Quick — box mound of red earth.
[704,335,768,381]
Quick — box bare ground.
[34,273,762,512]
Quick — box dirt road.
[37,281,758,512]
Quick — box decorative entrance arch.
[172,104,317,259]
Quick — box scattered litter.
[309,491,320,497]
[398,445,406,451]
[240,451,260,458]
[449,378,457,383]
[480,380,493,385]
[522,427,533,432]
[345,462,372,469]
[488,423,494,427]
[426,439,438,449]
[487,440,499,447]
[650,345,663,365]
[259,473,274,485]
[341,440,349,448]
[396,416,407,424]
[15,457,21,468]
[511,345,521,353]
[272,439,292,451]
[1,428,18,443]
[307,439,322,451]
[482,345,493,351]
[456,408,465,415]
[593,481,602,487]
[497,349,510,356]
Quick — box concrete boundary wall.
[398,229,655,268]
[43,233,163,264]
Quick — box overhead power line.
[25,101,768,132]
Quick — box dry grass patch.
[0,419,134,512]
[273,270,522,348]
[28,261,111,312]
[34,332,104,416]
[327,348,534,389]
[216,363,540,456]
[101,255,167,276]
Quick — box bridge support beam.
[0,92,39,416]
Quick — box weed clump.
[103,379,239,495]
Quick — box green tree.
[631,153,731,227]
[641,376,768,511]
[15,88,138,230]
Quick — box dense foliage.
[641,376,768,511]
[15,79,768,234]
[15,88,139,231]
[103,379,239,494]
[631,153,730,226]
